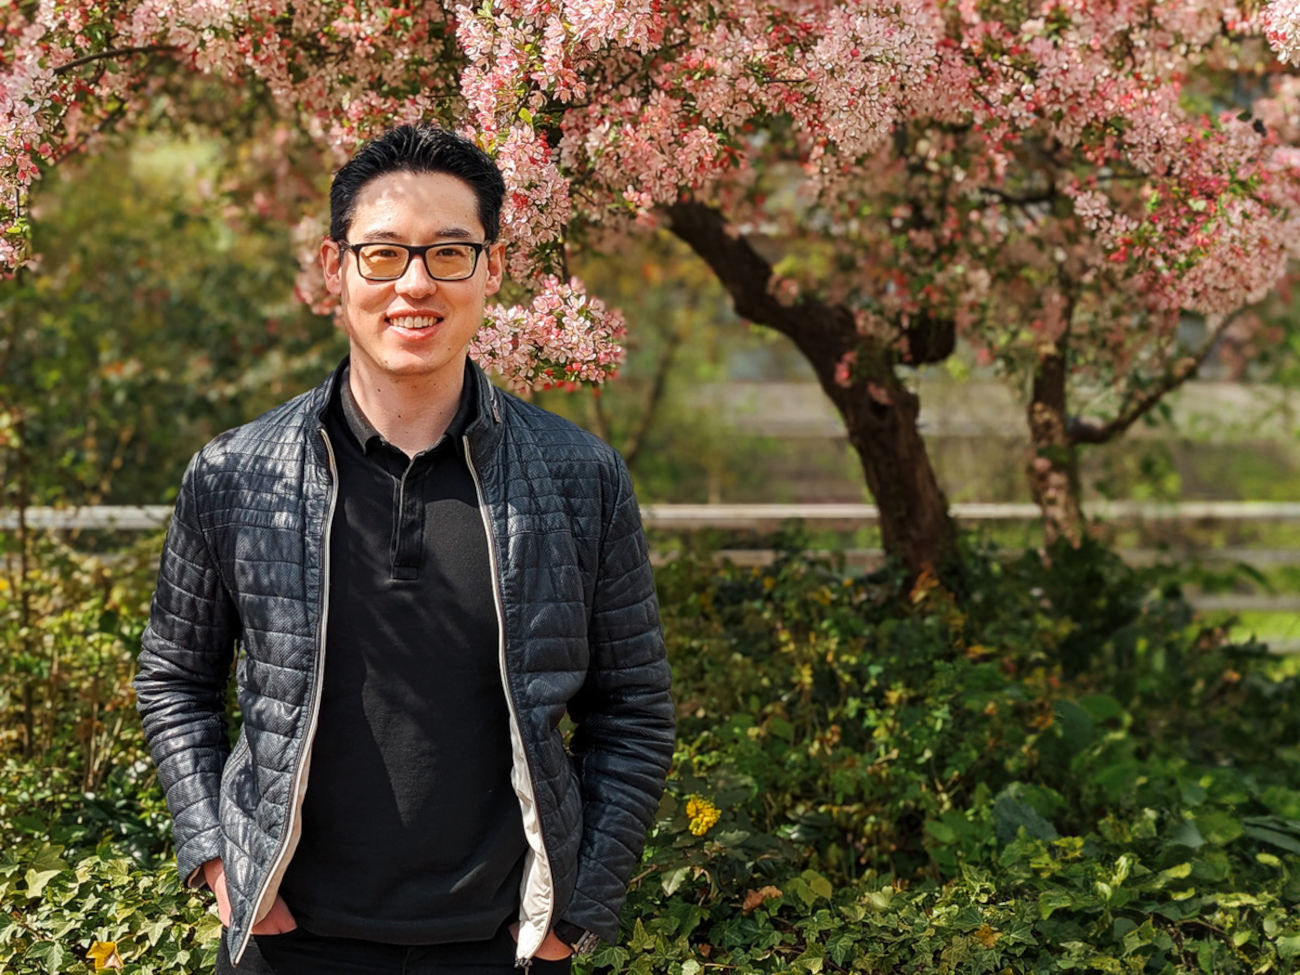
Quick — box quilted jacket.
[134,360,675,967]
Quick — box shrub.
[617,536,1299,973]
[2,533,1296,973]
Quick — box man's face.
[320,170,504,386]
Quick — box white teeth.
[390,316,439,329]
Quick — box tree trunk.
[1026,345,1084,545]
[803,329,958,575]
[664,202,958,575]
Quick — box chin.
[380,351,460,377]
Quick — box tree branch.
[586,390,612,443]
[664,200,961,376]
[1068,316,1234,445]
[977,186,1056,207]
[663,201,824,334]
[563,38,690,109]
[621,314,688,468]
[53,45,180,75]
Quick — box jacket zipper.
[233,427,339,965]
[464,433,555,966]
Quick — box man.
[134,125,675,974]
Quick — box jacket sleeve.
[563,451,675,942]
[134,450,239,888]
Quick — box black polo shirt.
[279,365,526,945]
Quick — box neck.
[347,356,467,457]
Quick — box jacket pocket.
[219,734,257,817]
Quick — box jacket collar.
[307,355,504,456]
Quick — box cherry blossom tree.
[5,0,1300,569]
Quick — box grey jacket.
[134,362,675,966]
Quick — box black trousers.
[215,924,573,975]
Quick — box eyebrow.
[358,227,478,241]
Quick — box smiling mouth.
[388,315,442,330]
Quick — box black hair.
[328,125,506,242]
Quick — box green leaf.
[24,845,67,898]
[787,877,817,909]
[590,945,629,971]
[993,796,1058,845]
[193,911,223,944]
[627,918,655,953]
[1243,825,1300,856]
[1158,862,1192,882]
[825,929,857,966]
[1121,919,1158,956]
[1277,935,1300,960]
[1213,892,1261,908]
[1090,760,1139,801]
[1077,694,1126,724]
[159,939,191,969]
[1194,809,1243,846]
[1168,819,1205,848]
[924,820,956,844]
[863,886,894,911]
[661,866,690,896]
[1260,786,1300,820]
[1179,780,1207,807]
[24,940,67,974]
[1053,700,1096,751]
[769,717,794,741]
[1039,889,1073,919]
[140,915,172,946]
[803,870,833,901]
[1191,850,1230,883]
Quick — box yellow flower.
[87,942,123,971]
[685,795,721,836]
[974,924,1001,948]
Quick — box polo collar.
[336,362,477,455]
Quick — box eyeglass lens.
[355,243,478,281]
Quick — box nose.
[393,253,439,297]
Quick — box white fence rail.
[7,500,1300,532]
[0,505,171,531]
[2,502,1297,652]
[640,500,1300,529]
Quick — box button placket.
[390,455,419,581]
[387,441,447,582]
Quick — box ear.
[483,242,505,298]
[320,238,344,296]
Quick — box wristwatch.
[553,920,600,956]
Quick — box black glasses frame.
[336,239,488,282]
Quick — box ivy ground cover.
[1,534,1297,973]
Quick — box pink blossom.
[4,0,1300,398]
[472,276,626,392]
[1266,0,1300,65]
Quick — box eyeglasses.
[336,240,488,282]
